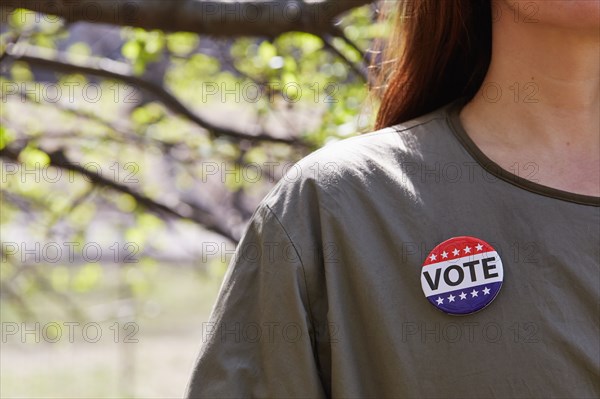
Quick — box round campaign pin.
[421,236,504,315]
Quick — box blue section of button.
[426,281,502,315]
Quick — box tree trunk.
[2,0,373,37]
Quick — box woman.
[186,1,599,397]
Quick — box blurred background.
[0,1,391,397]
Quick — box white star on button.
[429,254,437,261]
[452,249,460,256]
[470,289,479,298]
[464,246,472,254]
[447,294,455,302]
[482,287,491,295]
[436,297,444,305]
[475,243,483,252]
[441,251,448,259]
[459,292,467,300]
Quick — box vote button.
[421,236,504,315]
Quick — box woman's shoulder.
[292,100,456,181]
[259,102,456,218]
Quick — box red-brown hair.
[373,0,492,129]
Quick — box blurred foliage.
[0,3,390,396]
[0,8,377,314]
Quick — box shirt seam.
[263,203,317,332]
[391,114,445,134]
[263,203,326,386]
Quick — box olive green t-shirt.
[186,98,600,398]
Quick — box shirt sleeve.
[184,202,327,398]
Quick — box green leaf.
[115,193,137,213]
[0,126,15,150]
[67,42,92,57]
[189,53,220,75]
[18,146,50,168]
[258,41,277,63]
[166,32,199,56]
[9,9,34,30]
[10,61,33,82]
[131,103,165,125]
[143,31,165,55]
[137,213,163,231]
[122,40,141,60]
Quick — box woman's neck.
[460,0,600,196]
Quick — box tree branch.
[2,0,373,38]
[3,44,310,147]
[330,25,367,62]
[0,144,238,242]
[322,35,368,82]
